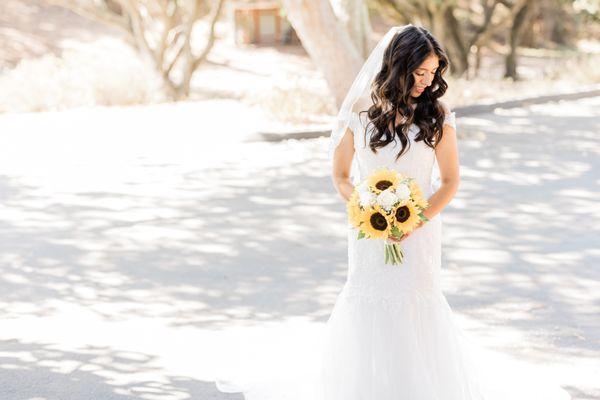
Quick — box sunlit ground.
[443,98,600,399]
[0,92,598,399]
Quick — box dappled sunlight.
[0,105,347,330]
[0,2,596,398]
[0,338,237,399]
[0,91,597,398]
[442,97,600,367]
[458,116,498,127]
[0,96,590,361]
[448,247,513,264]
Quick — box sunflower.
[359,206,392,239]
[409,180,429,209]
[347,190,364,228]
[392,199,422,234]
[367,168,400,193]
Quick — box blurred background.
[1,0,599,120]
[0,1,598,399]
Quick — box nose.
[423,72,434,85]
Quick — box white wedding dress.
[215,111,572,400]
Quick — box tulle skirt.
[215,281,571,400]
[316,285,484,400]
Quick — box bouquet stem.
[384,242,404,265]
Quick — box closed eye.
[416,69,438,76]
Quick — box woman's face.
[410,53,439,97]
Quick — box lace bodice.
[348,111,456,198]
[344,110,457,299]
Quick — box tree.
[504,0,535,79]
[330,0,374,57]
[368,0,448,47]
[281,0,365,107]
[47,0,225,99]
[369,0,533,78]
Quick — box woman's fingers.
[388,234,408,243]
[390,224,423,243]
[399,233,410,242]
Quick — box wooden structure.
[232,1,298,45]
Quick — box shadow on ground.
[0,98,598,399]
[0,338,242,399]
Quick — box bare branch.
[165,35,186,76]
[472,0,530,48]
[122,0,155,59]
[370,0,412,22]
[191,0,226,72]
[468,0,501,49]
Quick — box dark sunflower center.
[375,180,393,191]
[370,212,388,231]
[395,206,410,223]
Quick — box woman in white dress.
[216,24,572,400]
[327,24,478,400]
[324,24,571,400]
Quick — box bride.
[216,25,572,400]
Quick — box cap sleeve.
[348,111,364,135]
[443,111,456,130]
[328,110,363,161]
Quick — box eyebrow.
[416,66,439,71]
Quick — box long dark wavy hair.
[358,26,450,160]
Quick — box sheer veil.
[328,24,410,183]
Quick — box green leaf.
[357,230,366,240]
[391,225,403,238]
[419,213,429,222]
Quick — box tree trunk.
[505,1,532,79]
[50,0,225,101]
[330,0,373,58]
[473,45,482,78]
[444,6,469,77]
[281,0,364,108]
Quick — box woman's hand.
[388,220,425,243]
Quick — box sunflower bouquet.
[347,168,430,265]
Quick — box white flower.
[358,189,375,207]
[396,183,411,200]
[376,188,399,212]
[357,181,369,193]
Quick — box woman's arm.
[396,109,460,242]
[423,109,460,221]
[332,126,356,202]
